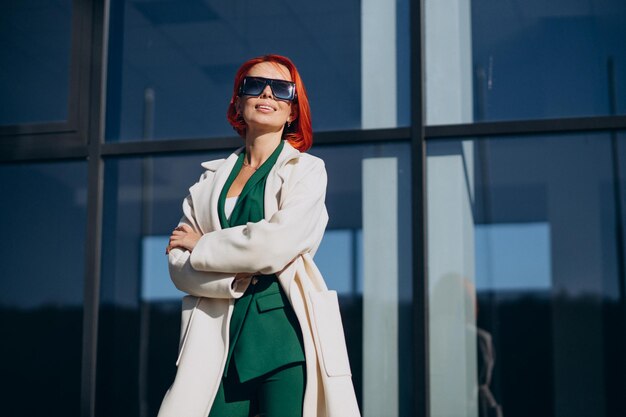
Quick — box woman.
[158,55,359,417]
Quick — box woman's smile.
[255,102,277,112]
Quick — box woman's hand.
[166,224,202,254]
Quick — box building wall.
[1,0,625,416]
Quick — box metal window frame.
[411,1,429,416]
[0,0,94,151]
[80,0,107,416]
[2,0,626,416]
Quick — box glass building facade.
[1,0,625,416]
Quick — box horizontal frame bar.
[100,127,412,157]
[316,127,411,145]
[425,115,626,139]
[4,115,626,163]
[0,121,76,137]
[0,135,86,162]
[101,136,242,156]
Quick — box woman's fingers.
[168,240,187,251]
[166,226,184,254]
[165,224,199,254]
[176,224,193,232]
[168,235,183,247]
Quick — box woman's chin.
[245,122,285,136]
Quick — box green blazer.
[218,140,305,382]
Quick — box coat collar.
[200,140,301,172]
[194,140,301,233]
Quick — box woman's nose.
[259,84,274,99]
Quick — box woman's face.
[236,62,296,135]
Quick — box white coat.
[157,140,360,417]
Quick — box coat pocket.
[256,292,285,313]
[309,290,352,377]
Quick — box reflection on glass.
[427,133,626,417]
[475,223,551,291]
[314,142,413,416]
[105,0,409,141]
[0,0,73,125]
[314,229,361,295]
[96,142,412,417]
[425,0,626,124]
[141,236,183,301]
[97,153,226,417]
[0,161,87,416]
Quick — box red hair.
[227,54,313,152]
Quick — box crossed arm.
[166,159,328,299]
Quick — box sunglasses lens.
[271,80,295,100]
[241,78,265,96]
[240,77,295,101]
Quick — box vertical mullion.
[411,0,429,415]
[81,0,108,416]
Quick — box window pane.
[0,0,73,125]
[97,153,221,417]
[0,161,87,416]
[314,143,413,417]
[97,141,412,416]
[104,0,409,142]
[425,0,626,125]
[426,133,626,417]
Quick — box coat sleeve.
[189,158,329,275]
[168,189,249,299]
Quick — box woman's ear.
[289,105,299,124]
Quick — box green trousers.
[208,362,306,417]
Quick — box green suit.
[209,140,306,417]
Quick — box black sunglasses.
[238,76,297,101]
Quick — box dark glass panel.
[0,161,87,416]
[312,143,413,416]
[105,0,409,141]
[0,0,73,125]
[96,153,225,417]
[425,0,626,124]
[472,0,626,121]
[427,133,626,417]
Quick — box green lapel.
[218,140,284,228]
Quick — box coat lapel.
[193,141,300,231]
[194,148,243,233]
[264,141,301,220]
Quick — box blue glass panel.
[105,0,409,141]
[98,151,230,417]
[427,133,626,417]
[472,0,626,121]
[0,0,73,125]
[425,0,626,124]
